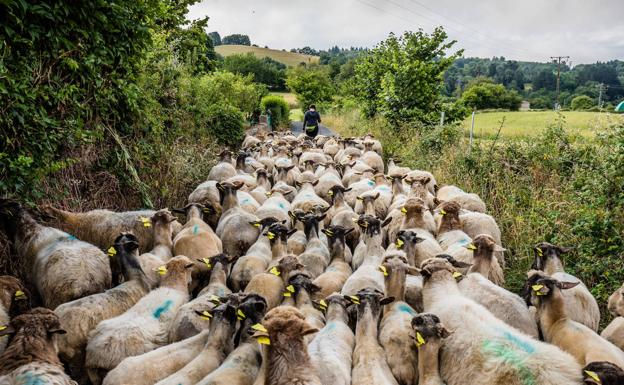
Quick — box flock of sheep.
[1,128,624,385]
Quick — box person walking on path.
[302,104,322,139]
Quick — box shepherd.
[302,104,322,139]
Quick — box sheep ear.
[49,328,67,335]
[0,326,15,337]
[344,227,355,235]
[381,217,392,228]
[344,187,352,192]
[423,177,431,185]
[300,323,319,336]
[287,229,298,237]
[216,183,225,191]
[437,324,451,339]
[380,297,395,305]
[450,260,472,269]
[558,281,580,290]
[171,207,186,214]
[185,263,195,269]
[316,214,327,222]
[309,283,322,293]
[493,244,506,252]
[373,192,380,199]
[233,181,244,190]
[406,266,421,276]
[433,197,441,207]
[558,246,573,254]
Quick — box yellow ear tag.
[440,209,447,215]
[200,258,212,268]
[0,325,6,331]
[199,311,213,320]
[319,299,328,309]
[452,271,463,279]
[401,207,407,215]
[416,332,426,346]
[252,323,268,332]
[253,222,262,228]
[265,191,272,197]
[156,266,167,275]
[209,295,220,303]
[283,292,292,297]
[328,190,334,196]
[286,285,295,293]
[270,266,280,276]
[584,370,601,383]
[379,265,389,276]
[352,217,358,223]
[257,336,271,345]
[537,248,543,256]
[107,247,117,256]
[467,244,477,250]
[14,290,26,299]
[267,232,276,240]
[237,309,246,320]
[140,217,151,227]
[396,239,404,249]
[349,295,360,305]
[357,196,363,201]
[532,284,545,295]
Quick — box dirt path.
[290,121,336,136]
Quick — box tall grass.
[326,108,624,326]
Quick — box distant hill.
[215,45,320,67]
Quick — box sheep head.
[467,234,506,261]
[531,242,572,271]
[608,283,624,317]
[583,361,624,385]
[216,181,244,204]
[0,199,32,240]
[344,288,393,319]
[420,256,469,283]
[401,197,427,217]
[151,209,177,225]
[354,214,389,237]
[250,217,281,231]
[380,252,420,278]
[411,313,450,347]
[523,272,579,307]
[287,273,321,298]
[157,255,194,290]
[0,275,31,318]
[322,225,354,242]
[253,306,318,345]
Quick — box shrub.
[261,95,290,129]
[286,65,335,109]
[203,104,245,145]
[571,95,595,110]
[461,82,522,111]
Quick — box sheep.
[54,233,150,376]
[250,306,321,385]
[458,210,504,266]
[395,230,427,312]
[103,328,212,385]
[274,164,298,187]
[237,190,261,214]
[0,308,75,384]
[313,226,354,300]
[436,185,487,213]
[297,213,330,278]
[435,201,476,268]
[531,242,600,331]
[229,220,289,292]
[195,294,268,385]
[601,283,624,350]
[410,313,450,385]
[41,204,181,253]
[347,288,398,385]
[323,137,341,158]
[287,210,308,256]
[399,197,436,236]
[344,177,376,207]
[327,185,360,250]
[378,252,421,385]
[314,165,343,203]
[216,181,261,258]
[1,200,112,309]
[156,302,238,385]
[406,170,436,194]
[461,234,505,286]
[582,361,624,385]
[457,235,538,337]
[256,144,275,173]
[361,142,385,172]
[137,209,177,288]
[355,177,393,219]
[0,276,30,355]
[342,216,390,295]
[267,182,297,203]
[85,255,194,384]
[406,175,436,210]
[308,294,354,385]
[420,257,583,385]
[291,172,330,214]
[387,158,411,176]
[207,150,237,182]
[169,253,237,342]
[249,168,271,205]
[244,255,305,310]
[363,133,383,154]
[187,181,222,228]
[281,273,325,336]
[527,273,624,368]
[255,188,291,224]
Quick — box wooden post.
[469,110,476,152]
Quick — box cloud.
[188,0,624,64]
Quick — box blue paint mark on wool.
[16,372,45,385]
[66,233,77,241]
[500,329,535,354]
[397,302,417,316]
[367,180,375,186]
[278,202,286,209]
[153,299,174,319]
[193,225,199,235]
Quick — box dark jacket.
[303,110,321,129]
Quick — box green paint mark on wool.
[153,299,174,319]
[193,225,199,235]
[482,339,536,385]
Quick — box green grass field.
[270,92,298,108]
[463,110,624,138]
[215,45,320,67]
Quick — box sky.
[187,0,624,64]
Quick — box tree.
[533,69,557,91]
[286,66,335,109]
[208,31,221,46]
[222,53,286,89]
[351,28,463,127]
[222,34,251,46]
[461,82,522,110]
[571,95,595,110]
[169,17,218,74]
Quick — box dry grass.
[215,45,320,67]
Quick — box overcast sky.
[187,0,624,64]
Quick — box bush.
[571,95,595,110]
[461,82,522,111]
[261,95,290,129]
[222,53,286,89]
[286,65,335,109]
[203,104,245,145]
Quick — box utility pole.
[598,83,607,108]
[550,56,570,110]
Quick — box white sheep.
[601,283,624,350]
